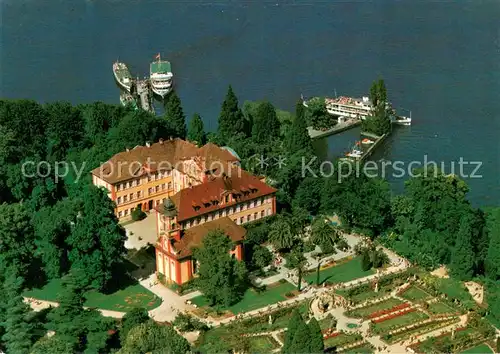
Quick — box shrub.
[173,312,209,332]
[253,246,273,269]
[131,206,146,221]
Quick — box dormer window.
[201,198,211,208]
[225,195,229,203]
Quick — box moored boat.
[361,138,375,145]
[150,53,173,97]
[394,115,412,126]
[120,92,138,110]
[113,61,133,92]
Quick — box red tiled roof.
[91,139,239,184]
[157,168,276,222]
[171,217,246,258]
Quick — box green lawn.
[24,278,161,312]
[305,257,375,285]
[428,301,455,315]
[371,310,429,334]
[191,281,296,314]
[344,344,374,354]
[460,343,493,354]
[346,298,403,319]
[248,336,280,352]
[400,285,432,301]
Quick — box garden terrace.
[381,317,460,344]
[323,331,363,350]
[194,300,310,351]
[427,301,458,315]
[345,298,404,319]
[246,335,281,352]
[460,343,494,354]
[399,285,433,301]
[342,343,374,353]
[304,256,375,285]
[191,280,295,315]
[411,326,496,353]
[370,310,429,334]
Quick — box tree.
[310,218,339,254]
[286,99,312,152]
[33,200,77,279]
[251,101,280,143]
[268,216,295,251]
[308,317,324,353]
[118,320,190,354]
[292,177,322,215]
[485,208,500,280]
[187,113,206,146]
[194,230,248,307]
[289,318,312,353]
[47,269,87,349]
[31,336,74,354]
[120,307,149,345]
[449,216,475,280]
[362,78,392,136]
[217,85,249,142]
[252,246,273,270]
[0,203,34,276]
[282,309,304,353]
[308,97,334,131]
[1,269,34,353]
[361,250,372,271]
[164,91,186,139]
[67,185,126,290]
[82,309,116,354]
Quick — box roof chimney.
[159,138,164,145]
[146,142,151,148]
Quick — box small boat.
[394,116,412,126]
[120,92,138,110]
[361,138,375,145]
[150,53,173,98]
[345,148,363,159]
[113,61,133,92]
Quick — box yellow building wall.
[180,260,190,284]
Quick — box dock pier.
[135,78,154,114]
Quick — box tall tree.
[164,91,186,139]
[268,215,296,251]
[310,218,339,254]
[0,203,34,276]
[31,336,74,354]
[33,199,77,279]
[286,99,313,152]
[363,78,392,136]
[282,309,304,353]
[67,185,126,290]
[1,269,34,353]
[187,113,206,146]
[251,101,280,143]
[194,230,248,307]
[289,318,312,353]
[47,269,87,349]
[449,216,475,280]
[217,85,249,142]
[308,97,333,131]
[308,317,324,353]
[485,208,500,280]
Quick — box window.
[124,209,129,216]
[155,185,160,192]
[203,215,208,223]
[129,193,133,200]
[256,198,261,206]
[240,217,244,224]
[161,183,165,190]
[254,212,258,220]
[137,179,142,185]
[236,205,241,212]
[130,208,134,214]
[261,210,265,218]
[118,211,123,217]
[131,180,136,187]
[225,195,229,203]
[247,215,251,222]
[136,191,141,198]
[168,182,172,190]
[148,187,153,195]
[189,221,193,228]
[242,203,246,211]
[123,195,128,202]
[126,182,130,189]
[250,201,254,208]
[218,210,223,218]
[148,175,152,182]
[117,197,122,204]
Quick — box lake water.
[2,0,499,206]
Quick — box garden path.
[24,297,127,319]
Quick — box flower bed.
[323,332,363,349]
[323,331,341,340]
[346,298,403,319]
[382,317,460,344]
[369,303,411,319]
[370,310,429,334]
[372,308,416,323]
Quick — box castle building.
[92,138,277,285]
